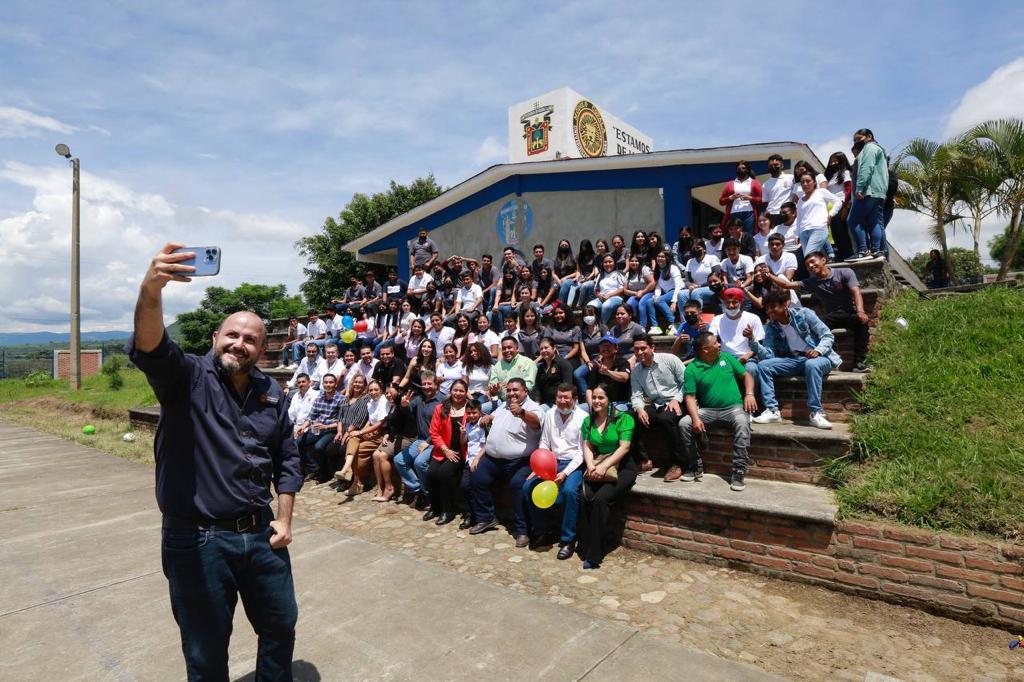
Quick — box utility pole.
[56,144,81,390]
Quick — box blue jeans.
[756,356,833,413]
[589,295,624,324]
[644,289,676,328]
[296,429,335,478]
[578,281,596,307]
[849,196,885,253]
[731,210,755,235]
[394,438,433,493]
[471,454,531,534]
[799,229,830,257]
[683,287,718,313]
[161,519,296,681]
[626,293,652,327]
[491,304,516,328]
[573,363,590,400]
[523,461,584,542]
[558,277,578,306]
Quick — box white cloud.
[474,136,506,166]
[884,209,1002,264]
[944,57,1024,137]
[0,162,308,332]
[812,136,852,167]
[0,106,77,138]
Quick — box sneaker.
[752,408,782,424]
[851,361,869,373]
[287,363,298,370]
[649,325,664,335]
[274,363,287,369]
[844,253,863,263]
[871,251,886,259]
[680,470,703,482]
[809,412,833,430]
[730,474,746,492]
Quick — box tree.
[894,138,963,270]
[988,224,1024,271]
[966,118,1024,281]
[175,283,303,355]
[910,248,984,285]
[296,175,444,307]
[951,138,1001,260]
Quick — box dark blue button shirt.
[129,332,303,520]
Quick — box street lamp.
[55,143,81,390]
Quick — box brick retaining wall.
[623,495,1024,628]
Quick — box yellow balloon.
[341,330,357,343]
[532,480,558,509]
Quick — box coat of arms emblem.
[520,103,555,156]
[573,100,607,158]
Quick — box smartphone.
[172,246,221,276]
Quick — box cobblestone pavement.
[294,483,1023,681]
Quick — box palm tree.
[967,118,1024,281]
[894,138,963,267]
[952,138,1001,260]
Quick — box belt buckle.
[235,513,256,532]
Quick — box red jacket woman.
[718,160,763,231]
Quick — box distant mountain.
[0,331,132,346]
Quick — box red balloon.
[530,448,558,481]
[354,320,368,333]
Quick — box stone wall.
[622,496,1024,628]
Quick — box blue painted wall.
[367,160,770,280]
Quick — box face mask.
[709,283,724,293]
[684,313,700,325]
[557,407,574,416]
[724,306,743,319]
[583,315,596,326]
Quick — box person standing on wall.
[129,243,302,680]
[846,128,890,261]
[718,160,763,235]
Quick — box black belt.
[162,508,269,533]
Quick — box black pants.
[635,405,684,468]
[579,462,637,566]
[830,212,854,262]
[821,309,869,365]
[426,458,462,516]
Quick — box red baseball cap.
[722,287,745,302]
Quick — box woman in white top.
[461,340,495,413]
[588,254,627,325]
[754,214,772,258]
[436,343,465,398]
[341,378,392,498]
[644,250,684,334]
[350,306,376,354]
[794,172,843,257]
[679,241,721,312]
[823,151,855,260]
[396,317,426,363]
[622,255,656,330]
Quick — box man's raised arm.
[134,242,195,352]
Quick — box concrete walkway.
[0,420,780,681]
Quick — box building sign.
[495,198,532,246]
[507,87,652,164]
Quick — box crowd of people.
[275,133,886,568]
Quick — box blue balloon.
[341,315,354,330]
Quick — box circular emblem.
[573,100,607,158]
[719,360,727,367]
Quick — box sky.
[2,1,1024,332]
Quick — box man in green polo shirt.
[678,332,759,491]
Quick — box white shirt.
[721,254,755,284]
[303,318,327,339]
[287,387,319,427]
[791,173,828,200]
[288,356,327,389]
[476,329,501,352]
[827,170,852,199]
[366,395,392,425]
[781,321,811,353]
[753,232,770,258]
[327,316,344,337]
[655,264,684,295]
[762,173,794,214]
[357,317,376,340]
[436,360,464,395]
[686,254,720,286]
[465,365,491,395]
[408,273,433,292]
[704,238,724,260]
[457,284,483,310]
[346,359,378,387]
[796,188,843,234]
[428,325,456,348]
[731,178,753,213]
[709,312,764,357]
[757,251,798,277]
[322,358,347,381]
[595,270,626,297]
[538,405,587,475]
[287,322,307,341]
[769,223,801,252]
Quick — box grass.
[0,368,157,464]
[831,286,1024,540]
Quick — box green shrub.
[101,355,126,391]
[23,370,55,387]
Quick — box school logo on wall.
[520,103,555,157]
[572,100,607,158]
[495,199,533,247]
